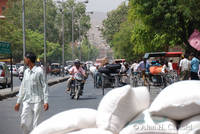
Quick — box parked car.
[8,65,19,76]
[0,62,11,88]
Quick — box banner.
[188,29,200,51]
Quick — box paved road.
[11,74,62,88]
[0,75,161,134]
[0,75,106,134]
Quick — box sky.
[78,0,126,13]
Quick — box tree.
[129,0,200,54]
[101,2,129,47]
[112,21,135,61]
[0,0,92,63]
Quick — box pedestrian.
[168,59,173,72]
[14,52,49,134]
[130,60,138,73]
[189,53,200,80]
[136,58,149,86]
[179,54,190,80]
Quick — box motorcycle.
[70,73,85,100]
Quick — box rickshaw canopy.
[144,52,183,59]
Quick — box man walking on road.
[189,53,200,80]
[14,52,49,134]
[179,54,190,80]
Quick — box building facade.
[0,0,8,16]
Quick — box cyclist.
[66,59,86,93]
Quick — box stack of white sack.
[30,108,97,134]
[65,128,113,134]
[96,85,150,134]
[120,109,177,134]
[30,85,150,134]
[120,80,200,134]
[149,80,200,134]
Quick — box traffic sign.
[0,42,11,54]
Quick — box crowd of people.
[89,52,200,88]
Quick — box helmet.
[74,59,80,65]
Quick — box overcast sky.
[79,0,126,13]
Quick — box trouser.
[21,102,42,134]
[66,77,73,89]
[180,70,190,80]
[94,72,101,87]
[191,72,199,80]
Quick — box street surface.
[0,74,63,89]
[0,75,160,134]
[0,75,105,134]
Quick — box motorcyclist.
[66,59,86,93]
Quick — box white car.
[0,62,11,88]
[8,65,19,76]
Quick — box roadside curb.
[0,76,69,101]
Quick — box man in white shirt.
[14,52,48,134]
[179,54,190,80]
[130,60,138,72]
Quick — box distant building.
[0,0,8,16]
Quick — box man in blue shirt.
[189,53,200,80]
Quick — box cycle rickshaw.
[94,59,126,95]
[144,52,183,91]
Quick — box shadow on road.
[78,96,97,100]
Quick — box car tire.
[7,83,11,88]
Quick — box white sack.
[178,114,200,134]
[120,110,178,134]
[96,85,150,134]
[149,80,200,120]
[30,108,97,134]
[66,128,113,134]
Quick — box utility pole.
[78,19,81,61]
[71,6,74,60]
[22,0,26,59]
[61,0,65,77]
[43,0,47,81]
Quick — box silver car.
[0,62,11,88]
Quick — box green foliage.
[101,2,129,47]
[77,38,99,61]
[112,21,135,61]
[129,0,200,54]
[0,0,91,63]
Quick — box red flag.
[188,29,200,51]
